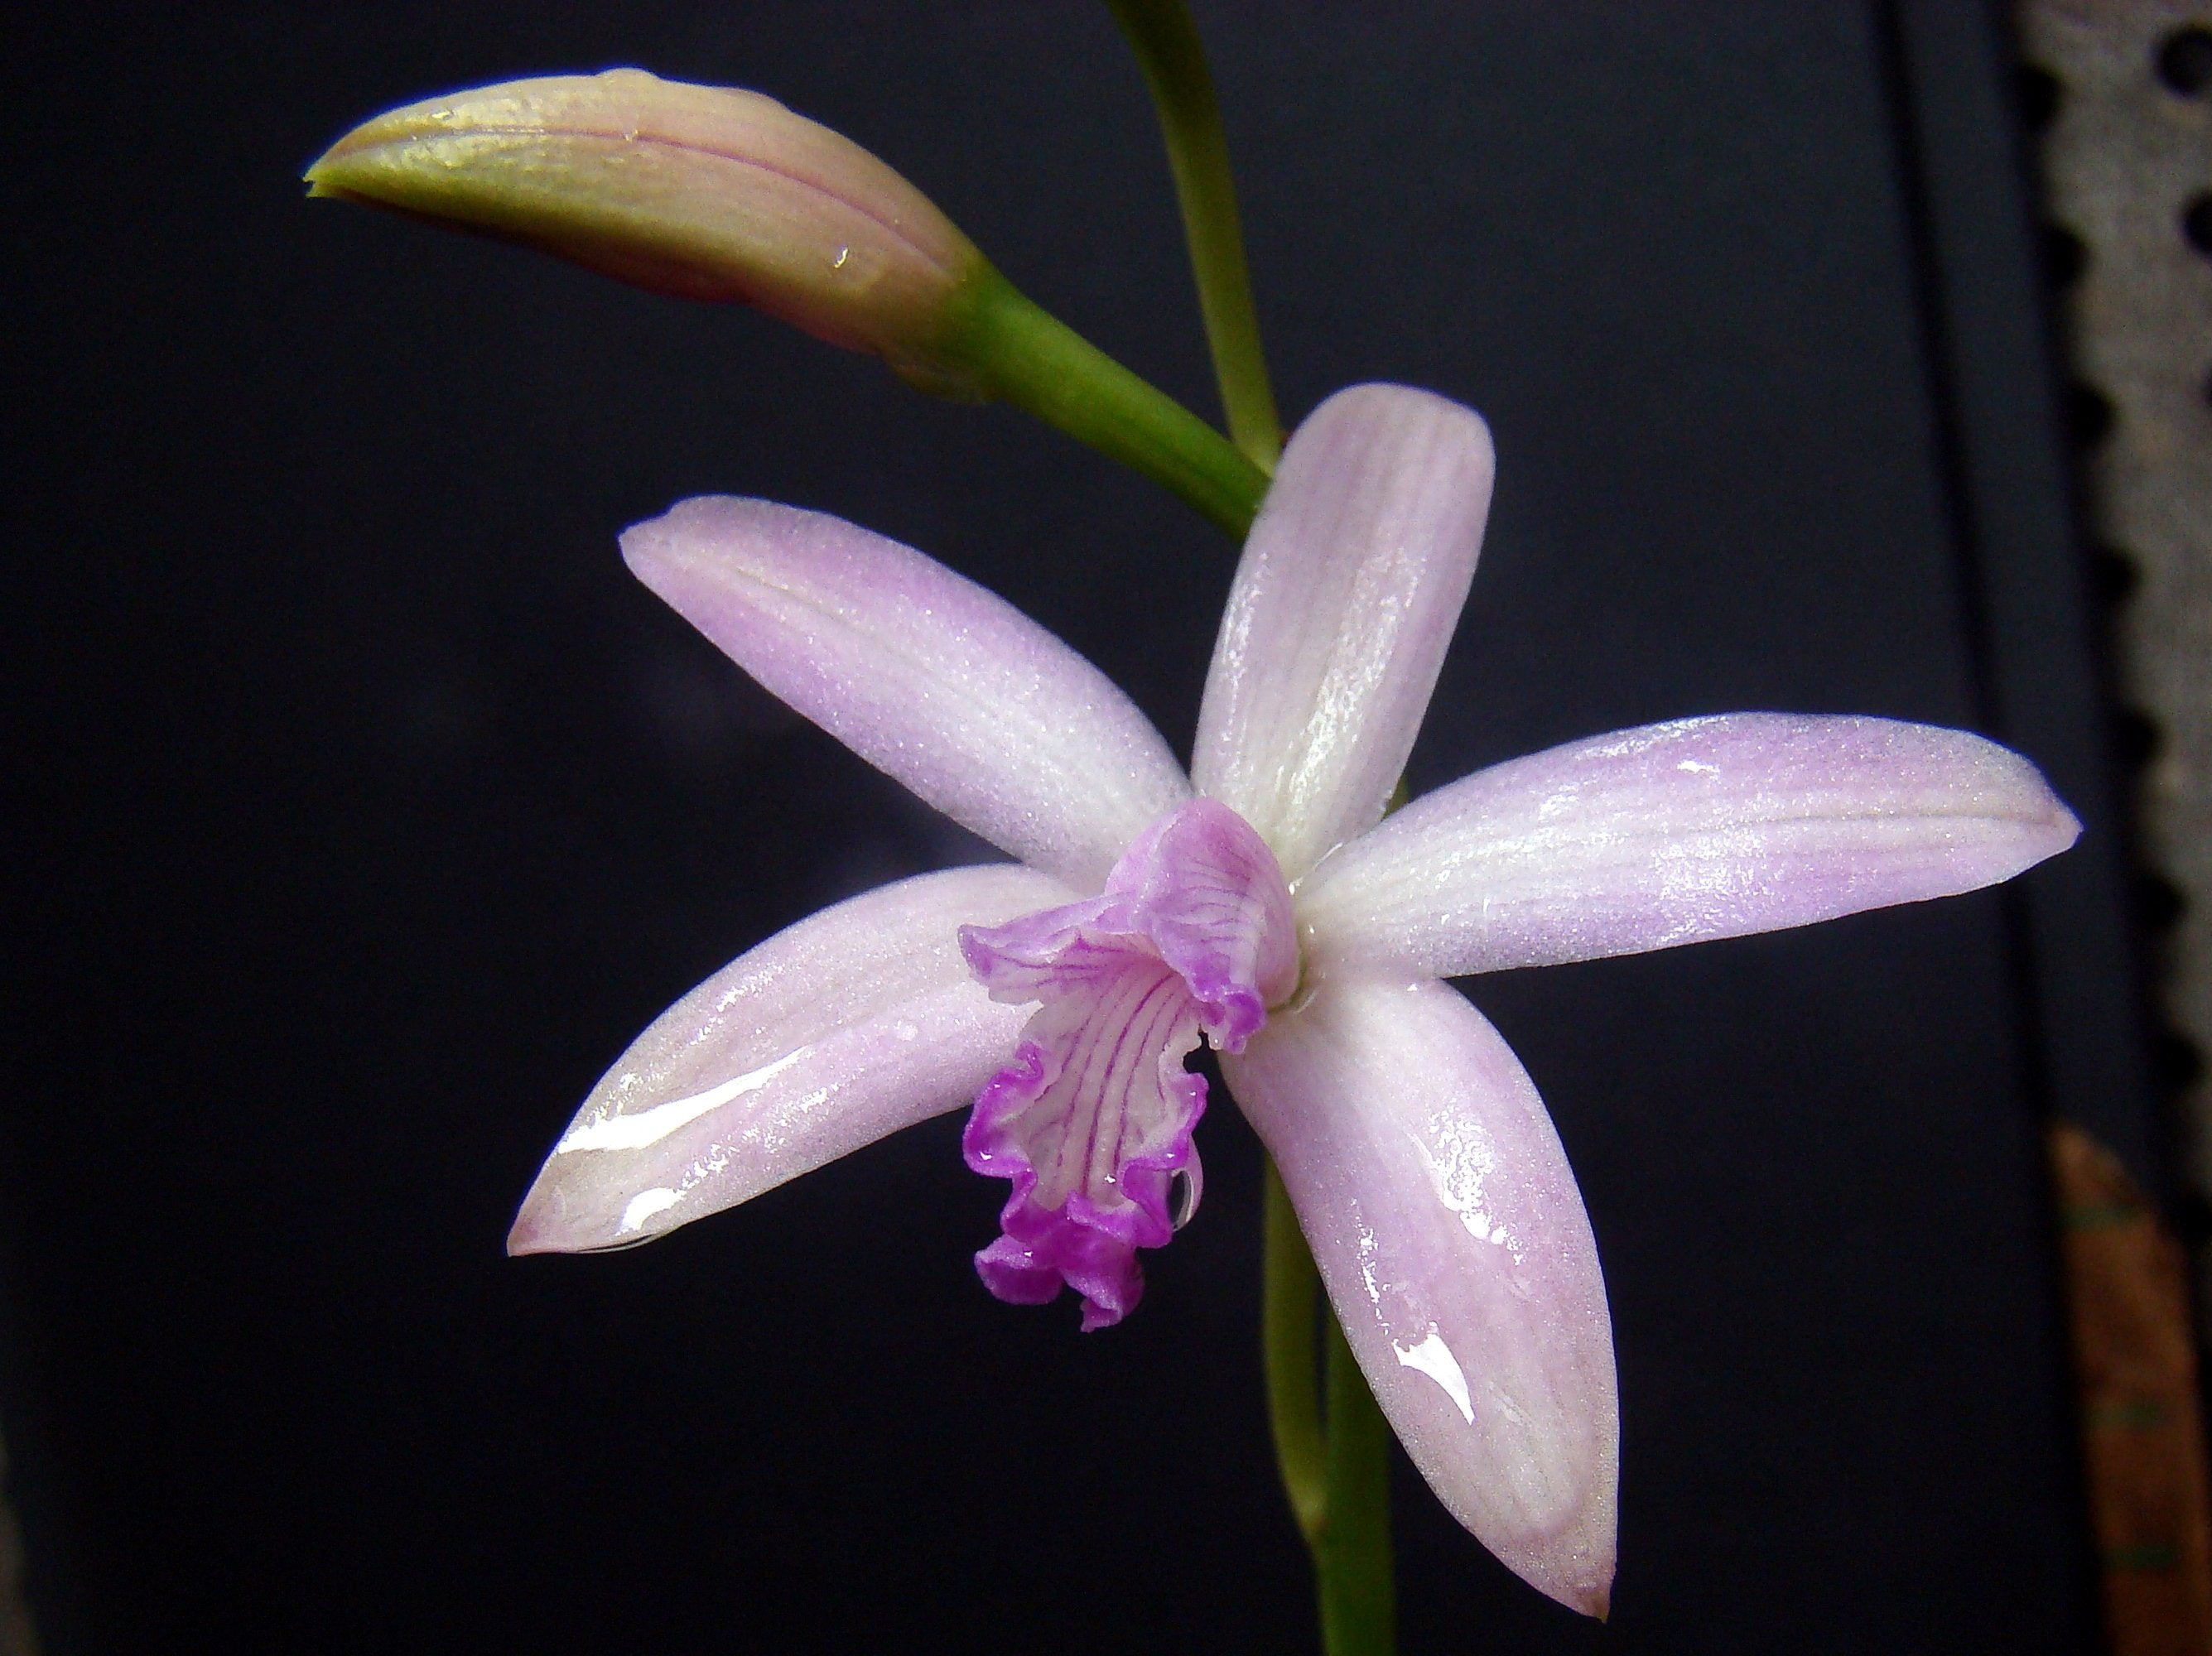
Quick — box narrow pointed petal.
[1297,713,2081,977]
[1192,384,1495,879]
[509,864,1075,1254]
[624,498,1191,889]
[1226,977,1617,1615]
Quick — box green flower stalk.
[308,70,1266,535]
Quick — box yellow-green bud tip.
[307,69,993,364]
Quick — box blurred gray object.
[2021,2,2212,1221]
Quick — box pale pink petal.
[1297,714,2082,978]
[1228,979,1616,1613]
[509,864,1077,1254]
[624,498,1191,889]
[1192,384,1495,880]
[1226,976,1617,1617]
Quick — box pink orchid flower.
[508,383,2078,1614]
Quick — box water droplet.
[1170,1169,1198,1230]
[831,244,851,269]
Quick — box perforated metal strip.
[2020,1,2212,1200]
[2018,5,2212,1651]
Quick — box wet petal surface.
[624,498,1192,889]
[1297,713,2081,976]
[510,864,1072,1253]
[1226,975,1617,1616]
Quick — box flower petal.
[1297,714,2081,977]
[624,498,1191,888]
[509,864,1076,1254]
[1226,976,1617,1616]
[1192,383,1495,880]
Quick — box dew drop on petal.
[1170,1168,1198,1231]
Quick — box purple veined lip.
[957,798,1296,1331]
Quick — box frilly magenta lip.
[508,382,2075,1617]
[957,797,1296,1331]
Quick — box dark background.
[3,2,2162,1650]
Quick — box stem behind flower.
[951,275,1269,538]
[1263,1158,1400,1656]
[1318,1315,1398,1651]
[1102,6,1395,1646]
[1103,0,1282,469]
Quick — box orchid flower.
[507,383,2078,1614]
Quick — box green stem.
[1104,7,1390,1640]
[1104,0,1282,469]
[951,274,1267,538]
[1263,1156,1399,1656]
[1318,1314,1397,1653]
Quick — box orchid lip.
[957,798,1295,1327]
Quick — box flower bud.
[307,70,995,390]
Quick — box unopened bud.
[308,70,995,392]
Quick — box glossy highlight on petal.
[958,800,1296,1326]
[307,70,989,362]
[1296,713,2082,977]
[508,864,1073,1254]
[622,497,1191,889]
[1226,975,1618,1617]
[1193,383,1495,880]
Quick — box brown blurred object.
[0,1428,34,1656]
[2017,6,2212,1638]
[2051,1122,2212,1654]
